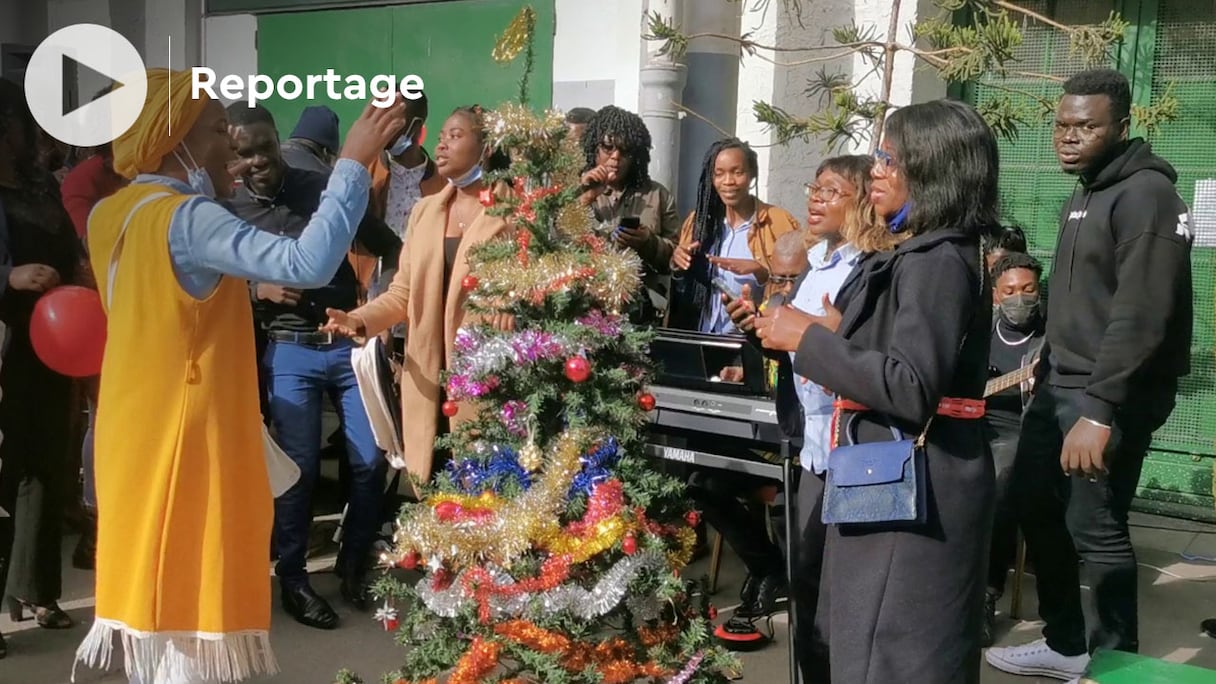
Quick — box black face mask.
[998,293,1041,330]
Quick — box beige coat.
[352,183,510,481]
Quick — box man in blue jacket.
[986,68,1194,682]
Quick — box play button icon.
[25,24,147,148]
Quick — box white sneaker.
[985,638,1089,680]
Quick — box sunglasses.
[768,274,801,285]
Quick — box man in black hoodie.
[986,69,1194,680]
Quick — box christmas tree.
[338,8,738,684]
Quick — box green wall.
[255,0,555,153]
[966,0,1216,520]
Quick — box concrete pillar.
[677,0,741,215]
[145,0,201,70]
[639,0,687,196]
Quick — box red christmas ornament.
[461,274,479,292]
[564,356,591,383]
[638,392,657,412]
[684,510,701,527]
[622,533,638,556]
[708,604,718,620]
[442,400,459,417]
[434,501,463,521]
[478,187,495,207]
[384,617,400,631]
[398,552,420,570]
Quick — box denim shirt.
[130,158,371,299]
[701,214,759,334]
[790,240,862,473]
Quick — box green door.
[254,0,555,153]
[966,0,1216,520]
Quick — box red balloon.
[29,286,106,378]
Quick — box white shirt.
[790,240,862,473]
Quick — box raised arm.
[171,159,372,290]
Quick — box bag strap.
[106,192,172,309]
[913,238,987,448]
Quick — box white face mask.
[172,146,216,199]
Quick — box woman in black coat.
[754,99,1000,683]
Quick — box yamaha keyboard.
[642,327,787,480]
[644,385,785,480]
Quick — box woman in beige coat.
[324,105,511,482]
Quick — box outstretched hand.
[321,308,366,338]
[816,293,843,333]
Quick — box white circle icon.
[24,24,147,148]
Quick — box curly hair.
[992,251,1043,283]
[1063,68,1131,121]
[580,105,652,194]
[449,104,511,173]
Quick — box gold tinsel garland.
[467,249,642,312]
[492,6,536,64]
[393,429,595,570]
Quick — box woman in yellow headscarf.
[73,69,404,683]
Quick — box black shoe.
[737,574,786,618]
[339,573,371,611]
[737,574,761,616]
[280,584,339,630]
[981,592,998,647]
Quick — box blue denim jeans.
[264,339,385,587]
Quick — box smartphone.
[712,277,740,304]
[615,216,641,237]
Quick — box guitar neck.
[984,364,1037,398]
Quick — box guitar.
[984,358,1040,398]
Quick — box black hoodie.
[1045,138,1193,424]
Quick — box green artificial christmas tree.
[340,8,738,684]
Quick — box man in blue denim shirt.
[222,105,402,630]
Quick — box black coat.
[793,228,995,684]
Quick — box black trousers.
[986,421,1021,595]
[793,469,829,683]
[687,468,783,579]
[1013,382,1174,656]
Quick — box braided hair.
[450,104,511,172]
[580,105,651,195]
[667,138,759,331]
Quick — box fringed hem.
[73,618,279,683]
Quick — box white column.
[639,0,687,195]
[144,0,201,70]
[734,0,940,215]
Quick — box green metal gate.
[966,0,1216,520]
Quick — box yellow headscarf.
[112,68,211,179]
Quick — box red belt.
[830,397,985,449]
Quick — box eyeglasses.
[804,183,851,202]
[873,148,896,168]
[768,274,801,285]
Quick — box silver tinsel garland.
[416,551,666,621]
